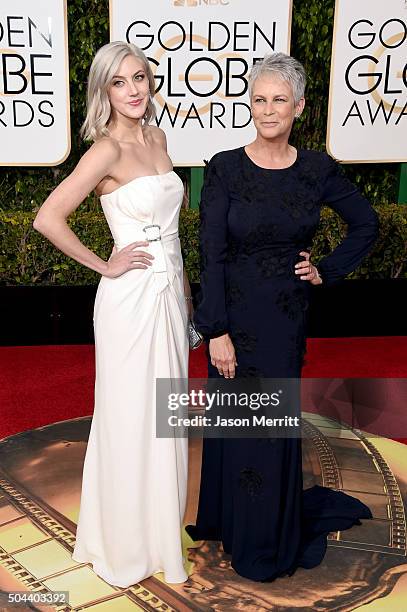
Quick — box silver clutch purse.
[188,319,204,350]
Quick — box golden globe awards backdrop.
[327,0,407,163]
[110,0,293,165]
[0,0,70,166]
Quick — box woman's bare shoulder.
[88,136,121,159]
[78,137,121,173]
[69,138,122,193]
[145,124,167,146]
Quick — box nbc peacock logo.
[173,0,230,6]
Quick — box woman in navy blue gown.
[186,53,378,582]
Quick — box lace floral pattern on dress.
[231,329,258,353]
[239,467,264,500]
[276,287,309,321]
[256,253,292,278]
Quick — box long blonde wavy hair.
[81,41,156,142]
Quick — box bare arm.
[33,140,153,277]
[33,140,120,275]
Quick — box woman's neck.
[246,138,296,168]
[107,115,145,145]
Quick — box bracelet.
[185,296,193,301]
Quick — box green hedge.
[1,206,405,285]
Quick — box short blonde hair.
[81,41,156,142]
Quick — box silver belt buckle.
[143,224,161,242]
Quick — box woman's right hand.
[103,241,154,278]
[209,334,237,378]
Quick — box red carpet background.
[0,336,406,440]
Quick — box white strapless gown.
[72,171,189,587]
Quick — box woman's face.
[250,74,304,141]
[108,54,150,122]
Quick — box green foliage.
[179,209,200,283]
[0,212,111,285]
[1,206,406,285]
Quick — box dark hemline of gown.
[185,147,379,582]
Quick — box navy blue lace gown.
[186,147,379,582]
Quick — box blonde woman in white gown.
[33,42,190,587]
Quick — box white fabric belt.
[143,228,179,293]
[115,228,179,294]
[148,232,178,274]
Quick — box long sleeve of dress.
[317,154,379,286]
[194,154,231,339]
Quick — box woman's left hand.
[295,251,323,285]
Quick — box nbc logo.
[174,0,230,6]
[174,0,197,5]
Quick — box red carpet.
[0,337,406,440]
